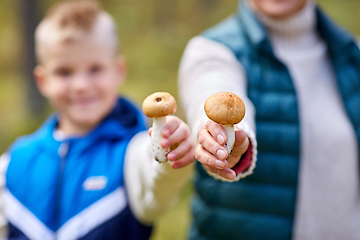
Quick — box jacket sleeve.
[178,36,257,182]
[0,153,9,239]
[124,131,193,225]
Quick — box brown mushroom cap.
[204,92,245,125]
[142,92,177,118]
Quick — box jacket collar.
[315,8,354,55]
[237,1,272,54]
[36,97,146,154]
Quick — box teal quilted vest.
[190,3,360,240]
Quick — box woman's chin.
[251,0,307,19]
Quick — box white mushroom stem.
[151,116,169,163]
[223,124,235,158]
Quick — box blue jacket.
[4,97,152,240]
[190,3,360,240]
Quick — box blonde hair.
[35,0,118,62]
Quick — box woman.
[179,0,360,239]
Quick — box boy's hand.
[148,116,195,169]
[196,120,249,180]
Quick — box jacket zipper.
[55,141,68,238]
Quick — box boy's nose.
[72,73,90,90]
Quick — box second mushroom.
[204,92,246,157]
[142,92,177,163]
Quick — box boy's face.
[35,37,125,134]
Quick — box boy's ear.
[34,65,48,97]
[116,55,126,86]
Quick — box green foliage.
[0,0,359,239]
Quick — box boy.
[0,1,195,239]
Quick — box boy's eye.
[90,65,103,74]
[55,68,72,77]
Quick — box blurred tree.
[153,0,177,28]
[20,0,45,115]
[199,0,217,11]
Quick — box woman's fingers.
[196,143,236,180]
[198,124,228,161]
[195,144,228,169]
[204,120,227,145]
[203,165,236,180]
[196,123,250,178]
[227,128,249,168]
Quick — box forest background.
[0,0,359,239]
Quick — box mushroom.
[142,92,177,163]
[204,92,245,157]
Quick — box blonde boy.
[0,1,194,239]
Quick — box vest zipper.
[55,141,68,238]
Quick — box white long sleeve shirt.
[178,35,258,181]
[178,1,359,239]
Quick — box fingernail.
[216,149,226,160]
[167,153,175,161]
[215,160,226,169]
[163,129,170,137]
[217,135,225,144]
[227,172,235,180]
[162,139,170,147]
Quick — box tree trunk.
[20,0,45,115]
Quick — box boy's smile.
[35,37,125,136]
